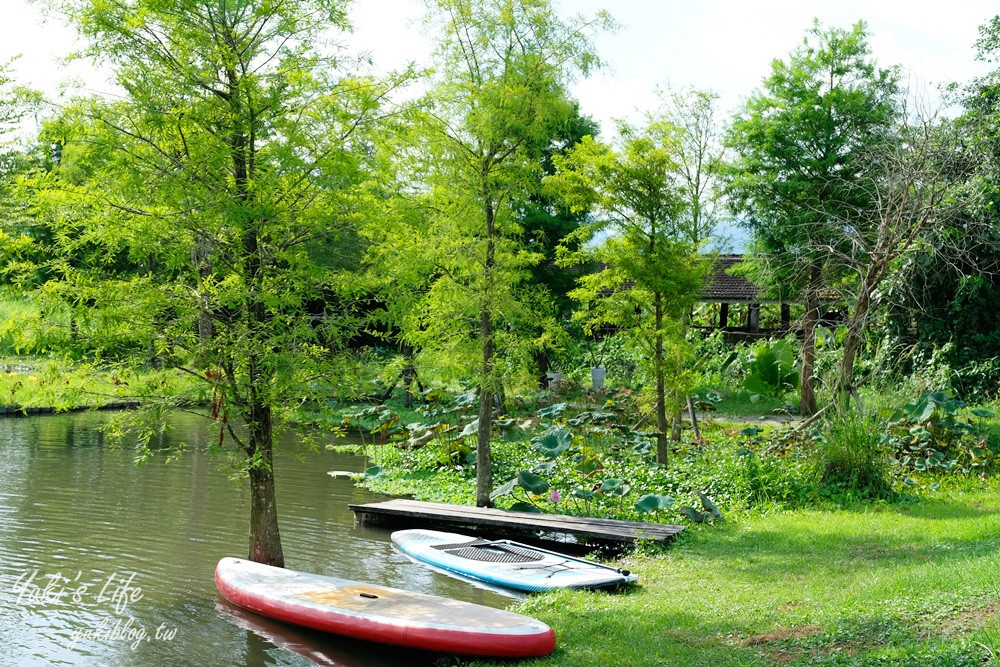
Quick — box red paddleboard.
[214,557,556,658]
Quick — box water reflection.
[216,599,438,667]
[0,412,511,665]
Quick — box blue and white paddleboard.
[391,529,637,592]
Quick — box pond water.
[0,411,512,666]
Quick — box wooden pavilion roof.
[699,255,771,304]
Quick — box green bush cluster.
[885,390,995,473]
[344,371,1000,525]
[813,411,893,499]
[353,394,823,522]
[742,338,800,399]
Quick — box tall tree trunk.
[476,313,494,507]
[800,261,822,416]
[476,197,496,507]
[494,385,506,417]
[839,273,875,409]
[670,411,682,442]
[687,395,701,440]
[672,310,693,442]
[193,237,214,345]
[536,350,550,389]
[246,403,284,567]
[654,292,669,465]
[227,63,284,564]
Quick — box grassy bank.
[459,480,1000,667]
[0,356,198,412]
[329,391,1000,666]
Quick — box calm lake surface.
[0,411,512,666]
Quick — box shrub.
[815,411,892,498]
[886,390,994,473]
[743,339,799,399]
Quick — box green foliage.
[364,0,610,504]
[880,257,1000,403]
[0,61,41,248]
[814,411,892,498]
[689,329,742,387]
[742,339,800,399]
[351,382,1000,533]
[27,0,396,429]
[726,20,902,413]
[634,493,675,514]
[547,116,710,461]
[550,329,644,389]
[26,0,410,565]
[516,470,550,495]
[658,87,729,246]
[341,404,404,444]
[889,19,1000,402]
[531,428,573,457]
[488,469,552,503]
[684,330,801,415]
[371,393,819,520]
[0,358,196,413]
[886,390,994,473]
[537,402,569,420]
[694,435,815,509]
[370,0,611,385]
[521,104,602,313]
[726,19,900,273]
[598,477,628,496]
[438,438,475,467]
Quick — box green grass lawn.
[461,481,1000,667]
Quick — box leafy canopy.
[726,19,901,287]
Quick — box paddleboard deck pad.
[214,557,555,657]
[392,529,638,592]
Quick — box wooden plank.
[383,499,681,534]
[357,500,682,536]
[352,505,680,542]
[349,499,685,545]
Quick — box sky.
[3,0,997,138]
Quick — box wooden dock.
[349,499,685,549]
